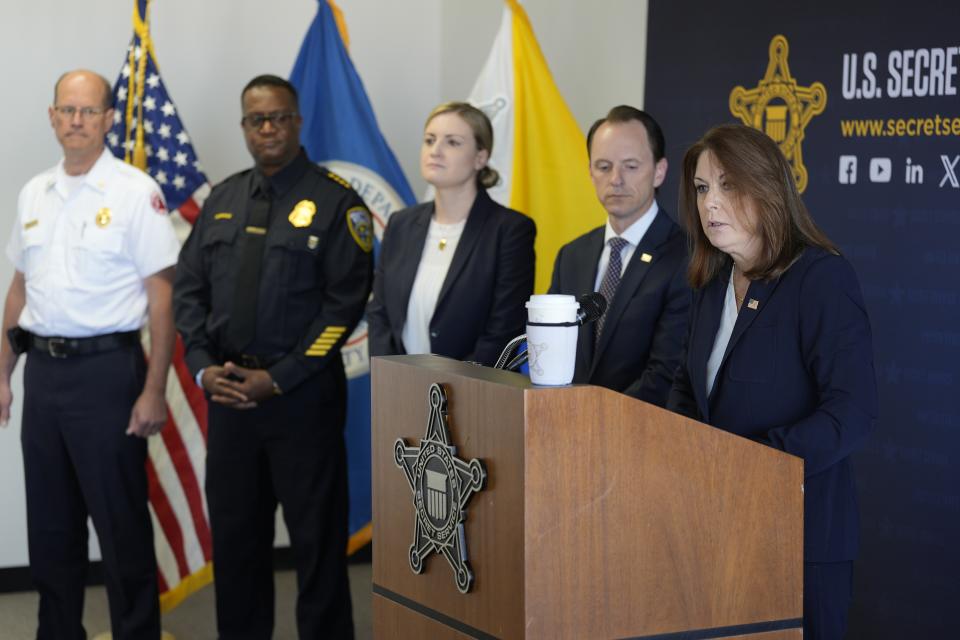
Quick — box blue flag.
[289,0,415,552]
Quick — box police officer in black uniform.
[173,75,373,639]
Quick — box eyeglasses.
[53,105,108,119]
[241,112,298,130]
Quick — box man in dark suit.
[549,106,688,406]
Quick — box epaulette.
[324,170,353,191]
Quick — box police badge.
[288,200,317,228]
[95,208,112,228]
[395,383,487,594]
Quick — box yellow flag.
[469,0,606,293]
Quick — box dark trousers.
[804,561,854,640]
[21,346,160,640]
[206,371,353,640]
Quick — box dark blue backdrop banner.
[645,2,959,638]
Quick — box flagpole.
[107,0,215,621]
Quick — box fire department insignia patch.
[150,191,167,214]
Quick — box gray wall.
[0,0,647,568]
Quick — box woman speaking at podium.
[668,124,878,640]
[368,102,535,366]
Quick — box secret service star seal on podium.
[394,383,487,594]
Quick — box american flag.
[106,0,213,611]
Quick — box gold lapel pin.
[747,299,759,310]
[640,252,653,263]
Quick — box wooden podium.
[371,355,803,639]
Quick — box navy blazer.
[668,247,878,562]
[548,210,689,406]
[367,189,535,367]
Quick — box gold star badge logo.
[730,35,826,193]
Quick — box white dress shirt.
[401,216,467,355]
[593,201,660,290]
[7,149,180,337]
[705,268,739,396]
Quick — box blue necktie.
[595,236,629,346]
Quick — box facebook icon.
[839,155,857,184]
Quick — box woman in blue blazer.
[367,102,535,366]
[668,124,878,640]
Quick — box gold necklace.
[733,265,747,307]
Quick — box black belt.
[222,352,285,369]
[30,331,140,359]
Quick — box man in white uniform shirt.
[0,70,178,640]
[548,105,689,407]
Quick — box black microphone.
[502,293,608,371]
[575,292,607,325]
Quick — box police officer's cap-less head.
[240,75,304,176]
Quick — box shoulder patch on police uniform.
[326,170,352,190]
[289,200,317,228]
[346,206,373,253]
[214,212,233,220]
